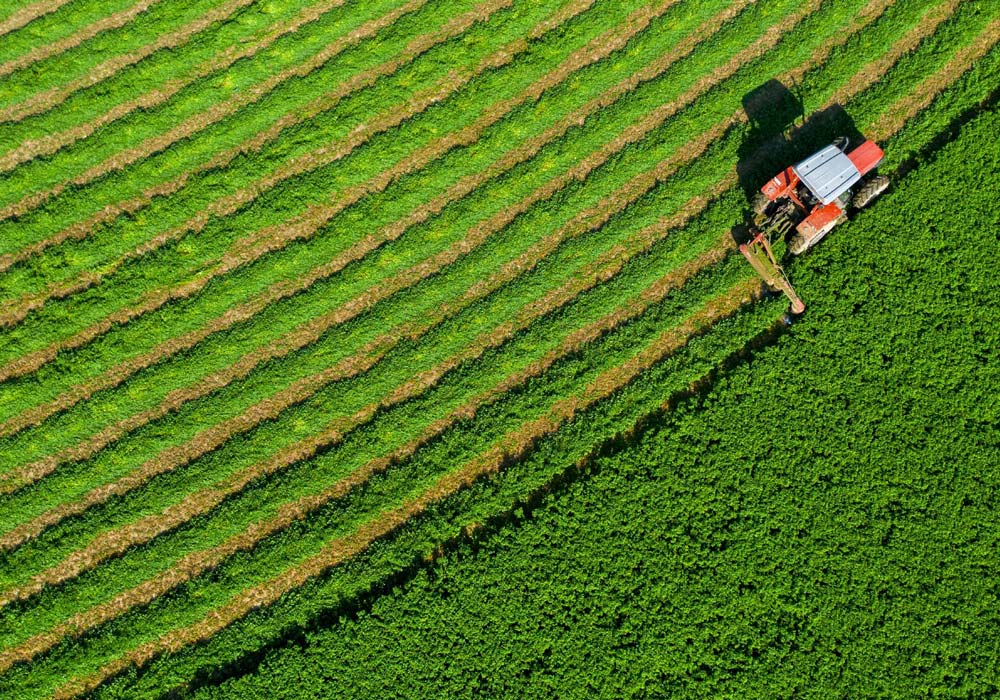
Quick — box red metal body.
[796,200,846,241]
[846,139,884,175]
[760,167,797,201]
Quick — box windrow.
[0,0,706,403]
[0,0,259,121]
[0,0,813,517]
[0,0,351,171]
[0,0,73,39]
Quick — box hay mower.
[740,137,889,314]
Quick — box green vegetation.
[0,0,996,697]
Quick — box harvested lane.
[0,0,348,172]
[0,0,817,517]
[0,0,73,38]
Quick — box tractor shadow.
[732,79,866,245]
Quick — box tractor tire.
[752,192,770,217]
[853,175,889,209]
[787,231,813,256]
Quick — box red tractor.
[740,137,889,313]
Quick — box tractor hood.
[793,144,861,205]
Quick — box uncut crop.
[0,0,997,698]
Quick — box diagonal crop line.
[0,179,738,609]
[0,0,73,38]
[0,0,261,121]
[0,0,163,79]
[39,278,761,700]
[0,0,464,219]
[0,255,756,678]
[0,0,950,609]
[0,0,517,328]
[0,0,978,674]
[0,0,809,505]
[0,0,351,172]
[0,0,698,398]
[0,0,706,524]
[0,1,598,281]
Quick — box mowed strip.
[0,0,518,327]
[0,0,73,38]
[39,277,761,700]
[0,0,805,520]
[0,0,258,121]
[0,0,162,79]
[0,0,350,172]
[0,0,944,608]
[0,0,695,408]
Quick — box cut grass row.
[0,0,955,607]
[0,0,545,320]
[47,17,1000,690]
[0,8,992,688]
[0,0,73,39]
[0,0,347,169]
[0,0,257,119]
[0,0,959,646]
[0,0,724,424]
[0,0,821,512]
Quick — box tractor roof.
[793,144,861,205]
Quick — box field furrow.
[0,0,355,172]
[0,0,719,438]
[0,0,816,519]
[0,0,73,38]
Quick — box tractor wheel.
[787,232,810,256]
[752,192,770,217]
[853,175,889,209]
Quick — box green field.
[0,0,997,698]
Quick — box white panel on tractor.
[793,144,861,204]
